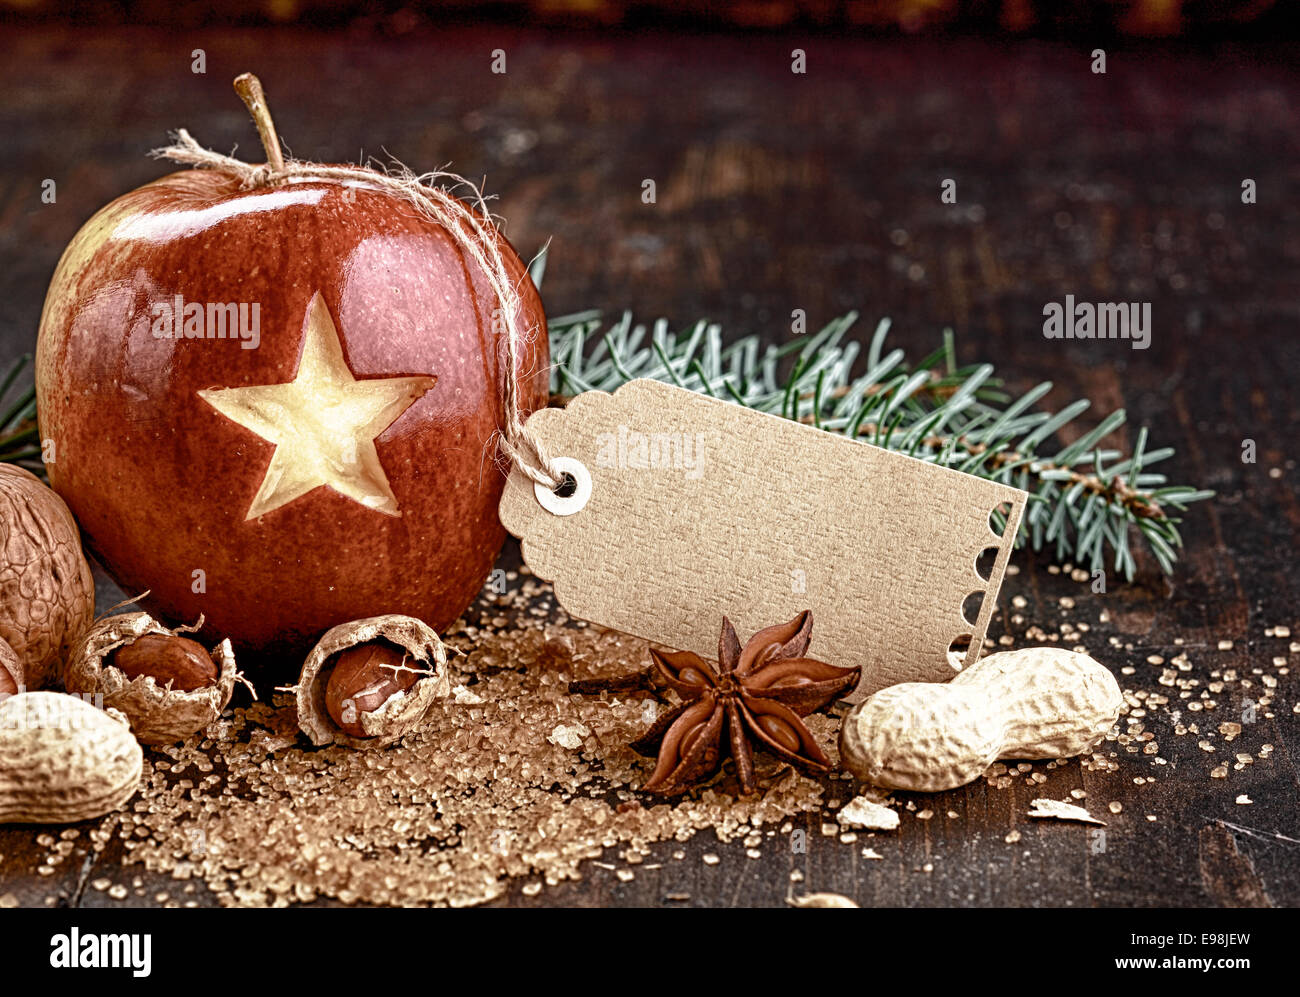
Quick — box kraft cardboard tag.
[499,379,1027,701]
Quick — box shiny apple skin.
[36,170,548,667]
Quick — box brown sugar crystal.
[119,595,832,907]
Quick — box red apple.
[35,94,547,668]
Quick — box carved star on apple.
[198,291,436,520]
[35,72,550,662]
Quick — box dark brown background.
[0,19,1297,907]
[1,0,1294,36]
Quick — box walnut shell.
[0,465,95,689]
[0,691,142,824]
[63,612,239,746]
[296,614,450,750]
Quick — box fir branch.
[0,355,43,474]
[545,309,1214,581]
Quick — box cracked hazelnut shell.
[64,612,240,746]
[296,614,449,750]
[0,636,21,696]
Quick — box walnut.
[0,466,95,688]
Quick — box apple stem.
[233,73,286,174]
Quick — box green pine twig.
[0,355,43,474]
[545,309,1214,582]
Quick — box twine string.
[150,127,562,491]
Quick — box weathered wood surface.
[0,24,1296,907]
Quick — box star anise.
[630,611,861,796]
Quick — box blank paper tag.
[500,379,1027,701]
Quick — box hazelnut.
[64,612,243,745]
[325,642,421,738]
[296,614,449,750]
[109,633,219,692]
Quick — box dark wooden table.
[1,23,1297,907]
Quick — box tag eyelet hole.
[553,472,578,498]
[534,457,591,517]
